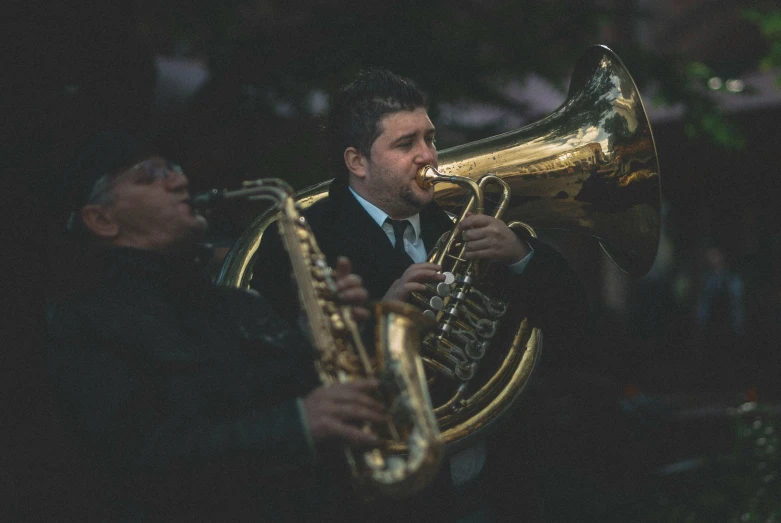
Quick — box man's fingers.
[334,256,353,279]
[462,246,497,260]
[404,282,428,293]
[315,415,380,446]
[328,422,380,446]
[305,380,394,445]
[408,270,444,283]
[463,237,493,252]
[462,231,526,263]
[336,273,364,291]
[458,213,492,230]
[402,263,445,283]
[316,388,388,427]
[328,379,383,398]
[307,382,382,409]
[350,307,371,322]
[326,403,387,424]
[403,262,441,274]
[332,257,370,314]
[337,284,368,303]
[382,265,442,302]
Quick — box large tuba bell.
[216,45,661,449]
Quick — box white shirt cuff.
[507,242,535,275]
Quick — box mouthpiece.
[192,189,224,209]
[415,165,484,214]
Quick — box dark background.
[6,0,781,520]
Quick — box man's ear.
[344,147,367,179]
[80,204,119,239]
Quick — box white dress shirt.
[349,187,534,272]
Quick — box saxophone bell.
[349,301,441,497]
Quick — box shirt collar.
[348,186,421,240]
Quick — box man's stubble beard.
[368,172,423,219]
[399,185,429,215]
[376,182,429,219]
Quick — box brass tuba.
[216,45,661,449]
[196,179,443,497]
[405,168,540,450]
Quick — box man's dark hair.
[325,68,428,179]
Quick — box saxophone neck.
[192,178,295,210]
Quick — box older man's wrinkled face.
[95,157,207,252]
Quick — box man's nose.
[416,141,436,165]
[164,166,189,190]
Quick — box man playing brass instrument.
[254,69,590,522]
[45,132,390,522]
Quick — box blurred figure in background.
[694,242,747,388]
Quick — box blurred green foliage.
[743,6,781,80]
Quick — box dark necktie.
[386,218,413,264]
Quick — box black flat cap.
[63,131,152,233]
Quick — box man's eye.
[426,136,437,146]
[398,141,412,148]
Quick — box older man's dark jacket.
[45,247,352,522]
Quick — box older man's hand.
[333,256,370,321]
[302,379,386,446]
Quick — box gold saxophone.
[195,178,443,497]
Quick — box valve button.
[436,282,452,296]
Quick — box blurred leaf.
[743,7,781,78]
